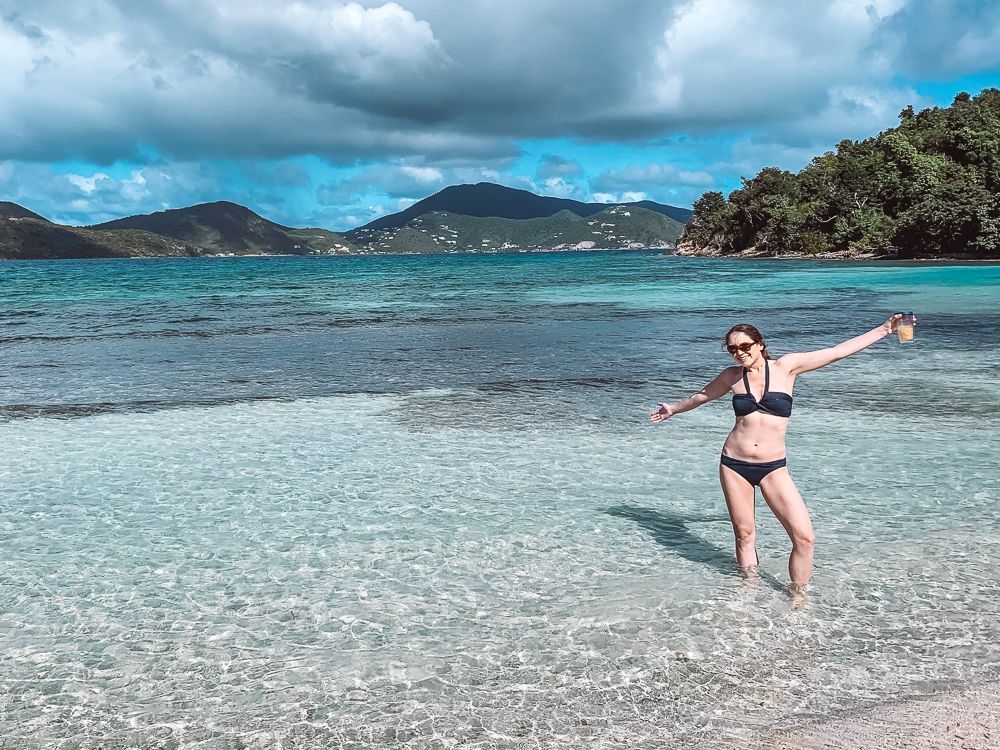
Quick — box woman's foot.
[788,582,808,609]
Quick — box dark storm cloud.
[1,1,998,166]
[0,1,515,164]
[536,155,584,180]
[316,162,535,205]
[871,0,1000,76]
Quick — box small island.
[677,89,1000,260]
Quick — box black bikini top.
[732,360,793,418]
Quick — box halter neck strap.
[741,359,769,400]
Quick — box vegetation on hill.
[679,89,1000,259]
[0,201,356,259]
[346,205,684,253]
[92,201,356,256]
[359,182,692,231]
[0,184,682,260]
[0,202,48,222]
[1,212,197,260]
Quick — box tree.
[679,88,1000,259]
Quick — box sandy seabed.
[763,683,999,750]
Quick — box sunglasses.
[726,342,757,355]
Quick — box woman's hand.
[881,312,916,334]
[649,403,674,424]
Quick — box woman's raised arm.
[780,314,908,376]
[650,367,737,423]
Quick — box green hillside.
[0,201,48,222]
[91,201,357,256]
[0,201,356,259]
[359,182,693,232]
[347,205,684,253]
[1,212,197,260]
[2,186,685,260]
[679,89,1000,259]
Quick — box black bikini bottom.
[720,455,787,487]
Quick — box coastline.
[671,244,1000,262]
[764,682,1000,750]
[4,245,998,261]
[0,245,669,261]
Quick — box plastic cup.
[897,312,915,343]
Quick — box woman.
[649,315,909,593]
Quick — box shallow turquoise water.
[0,251,998,748]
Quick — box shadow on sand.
[604,504,787,593]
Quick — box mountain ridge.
[0,201,48,222]
[0,183,692,259]
[0,205,200,260]
[360,182,693,231]
[347,204,684,253]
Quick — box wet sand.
[764,683,1000,750]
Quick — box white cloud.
[872,1,1000,76]
[196,1,454,107]
[67,173,110,194]
[621,191,648,202]
[539,177,585,199]
[0,159,317,225]
[592,163,714,193]
[1,0,997,165]
[0,3,503,163]
[536,154,584,180]
[649,0,901,126]
[2,0,998,225]
[210,2,444,62]
[400,166,444,183]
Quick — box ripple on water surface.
[1,254,998,747]
[0,387,997,748]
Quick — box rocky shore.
[672,241,997,261]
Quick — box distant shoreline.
[672,245,1000,262]
[4,246,998,262]
[0,246,671,261]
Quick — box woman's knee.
[792,528,815,550]
[732,524,756,544]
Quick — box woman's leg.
[719,464,759,573]
[759,468,815,586]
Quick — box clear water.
[1,252,998,748]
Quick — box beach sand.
[764,683,999,750]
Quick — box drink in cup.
[897,312,915,343]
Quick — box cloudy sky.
[1,0,998,230]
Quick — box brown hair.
[725,323,772,359]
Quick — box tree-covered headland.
[679,89,1000,259]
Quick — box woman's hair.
[725,323,772,359]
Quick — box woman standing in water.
[650,315,909,593]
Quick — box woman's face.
[726,333,761,366]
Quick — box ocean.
[1,250,998,748]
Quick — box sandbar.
[764,682,999,750]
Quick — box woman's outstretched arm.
[650,367,737,423]
[780,314,910,375]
